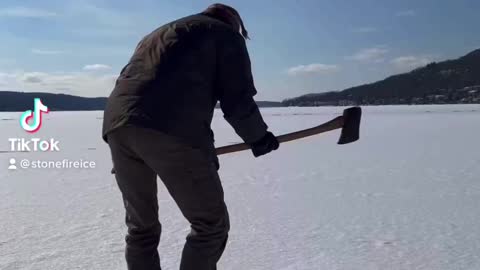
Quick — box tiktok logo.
[7,98,61,154]
[20,98,49,133]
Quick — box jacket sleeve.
[216,33,268,144]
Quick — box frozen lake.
[1,105,480,270]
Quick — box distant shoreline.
[0,91,285,112]
[1,102,479,114]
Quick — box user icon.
[8,158,17,170]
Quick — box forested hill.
[283,49,480,106]
[0,91,107,111]
[0,91,283,112]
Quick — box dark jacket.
[102,14,268,155]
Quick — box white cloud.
[31,49,66,55]
[352,27,377,33]
[0,7,57,18]
[0,71,117,97]
[0,72,15,86]
[349,47,389,63]
[21,72,47,83]
[83,64,112,71]
[391,56,432,71]
[396,10,416,17]
[287,64,340,76]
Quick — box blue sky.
[0,0,479,101]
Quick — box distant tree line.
[0,91,284,112]
[283,49,480,106]
[0,92,107,112]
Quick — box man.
[102,3,279,270]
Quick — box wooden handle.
[215,116,344,156]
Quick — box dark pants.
[107,126,230,270]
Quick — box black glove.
[249,132,279,157]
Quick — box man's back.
[103,13,263,152]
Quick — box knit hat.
[202,3,249,39]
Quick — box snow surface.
[1,105,480,270]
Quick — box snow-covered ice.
[1,105,480,270]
